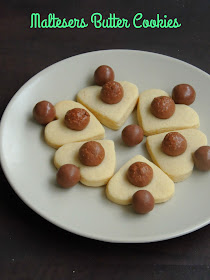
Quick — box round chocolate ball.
[64,108,90,131]
[151,96,175,119]
[193,146,210,171]
[94,65,115,86]
[172,84,196,105]
[79,141,105,166]
[122,124,144,146]
[56,164,80,188]
[132,190,155,214]
[162,132,187,156]
[33,100,56,125]
[127,162,153,187]
[100,81,124,104]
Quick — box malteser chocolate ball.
[162,132,187,156]
[122,125,144,146]
[193,146,210,171]
[151,96,175,119]
[56,164,80,188]
[64,108,90,131]
[132,190,155,214]
[100,81,124,104]
[94,65,115,86]
[33,101,56,125]
[79,141,105,166]
[172,84,196,105]
[127,162,153,187]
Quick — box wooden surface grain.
[0,1,209,279]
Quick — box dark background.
[0,1,210,279]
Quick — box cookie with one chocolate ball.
[137,89,199,136]
[54,140,116,187]
[146,129,207,182]
[44,100,105,148]
[77,81,139,130]
[106,155,174,205]
[122,124,143,146]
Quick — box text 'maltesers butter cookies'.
[44,100,105,149]
[137,89,199,136]
[77,81,139,130]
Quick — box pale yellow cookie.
[44,101,105,148]
[146,129,207,182]
[106,155,174,205]
[137,89,199,136]
[54,140,116,187]
[77,81,139,130]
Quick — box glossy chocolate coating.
[172,84,196,105]
[193,146,210,171]
[122,124,144,146]
[94,65,115,86]
[151,96,175,119]
[100,81,124,104]
[162,132,187,156]
[132,190,155,214]
[56,164,80,188]
[33,100,56,125]
[127,162,153,187]
[79,141,105,166]
[64,108,90,131]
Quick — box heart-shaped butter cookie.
[54,140,116,187]
[77,81,139,130]
[106,155,174,205]
[44,101,105,148]
[146,129,207,182]
[137,89,199,136]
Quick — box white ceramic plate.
[0,50,210,243]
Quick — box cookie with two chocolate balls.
[137,88,199,136]
[54,140,116,187]
[106,155,175,214]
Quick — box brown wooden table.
[1,1,209,279]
